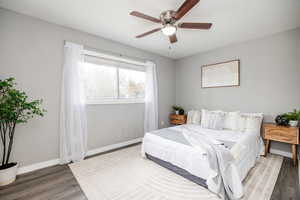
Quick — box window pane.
[80,62,118,100]
[119,68,145,99]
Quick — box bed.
[142,124,264,189]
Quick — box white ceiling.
[1,0,300,59]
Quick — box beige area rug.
[69,145,283,200]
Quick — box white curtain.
[144,61,159,133]
[60,42,88,164]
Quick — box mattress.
[142,124,263,182]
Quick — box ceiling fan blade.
[130,11,161,23]
[136,28,161,38]
[178,22,212,29]
[174,0,200,20]
[169,34,178,43]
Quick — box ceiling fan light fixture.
[131,0,212,44]
[161,24,177,36]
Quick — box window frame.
[81,51,146,105]
[86,98,145,105]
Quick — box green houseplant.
[283,109,300,127]
[172,105,184,115]
[0,78,45,186]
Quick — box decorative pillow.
[223,111,240,131]
[187,110,201,124]
[237,116,246,131]
[239,113,263,132]
[242,113,263,118]
[245,116,262,132]
[187,110,194,124]
[201,109,225,130]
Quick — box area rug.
[69,145,283,200]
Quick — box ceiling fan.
[130,0,212,44]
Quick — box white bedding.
[142,124,264,181]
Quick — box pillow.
[201,109,225,130]
[242,113,263,118]
[244,116,262,132]
[187,110,201,124]
[237,116,246,131]
[187,110,193,124]
[239,113,263,132]
[223,111,240,131]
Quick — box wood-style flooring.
[270,157,299,200]
[0,153,298,200]
[0,165,86,200]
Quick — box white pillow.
[237,116,246,131]
[187,110,193,124]
[242,113,263,118]
[239,113,263,132]
[201,109,225,130]
[187,110,201,124]
[245,117,262,132]
[223,111,240,131]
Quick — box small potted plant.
[0,78,46,186]
[283,109,300,127]
[172,105,184,115]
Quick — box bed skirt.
[146,153,208,188]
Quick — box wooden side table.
[170,114,187,125]
[263,123,299,166]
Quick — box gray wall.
[0,8,176,167]
[175,28,300,155]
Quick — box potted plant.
[283,109,300,127]
[172,105,184,115]
[0,78,45,186]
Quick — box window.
[119,68,145,99]
[80,55,145,104]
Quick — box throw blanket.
[182,128,243,200]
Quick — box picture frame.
[201,59,240,88]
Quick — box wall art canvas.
[201,60,240,88]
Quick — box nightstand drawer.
[170,114,187,125]
[264,126,298,137]
[264,126,299,144]
[170,114,186,120]
[264,131,298,144]
[170,119,186,125]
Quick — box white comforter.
[142,124,264,199]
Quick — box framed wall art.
[201,59,240,88]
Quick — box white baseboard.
[17,137,143,175]
[86,137,142,157]
[270,148,292,158]
[17,158,60,175]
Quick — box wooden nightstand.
[170,114,187,125]
[263,123,299,166]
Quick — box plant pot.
[175,110,179,115]
[0,163,18,186]
[289,120,299,127]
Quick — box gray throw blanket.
[182,128,243,200]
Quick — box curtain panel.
[144,61,159,133]
[60,42,88,164]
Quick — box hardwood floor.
[0,165,87,200]
[270,158,299,200]
[0,156,298,200]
